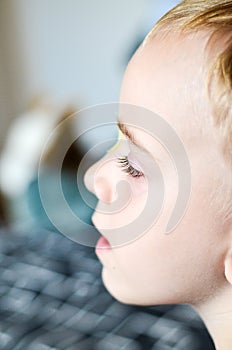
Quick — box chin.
[101,267,182,307]
[101,267,136,305]
[101,267,152,306]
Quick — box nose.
[84,158,114,203]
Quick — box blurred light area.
[0,99,61,198]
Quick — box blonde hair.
[143,0,232,167]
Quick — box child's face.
[84,31,229,306]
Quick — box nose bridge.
[84,157,114,203]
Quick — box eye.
[117,156,144,178]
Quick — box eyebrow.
[117,120,152,156]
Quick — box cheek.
[102,237,184,305]
[103,188,226,305]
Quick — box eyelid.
[107,129,124,153]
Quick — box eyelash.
[117,156,144,178]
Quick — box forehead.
[119,30,216,149]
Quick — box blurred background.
[0,0,179,227]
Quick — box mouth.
[92,213,112,252]
[95,235,112,253]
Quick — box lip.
[95,236,112,253]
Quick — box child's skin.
[84,28,232,350]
